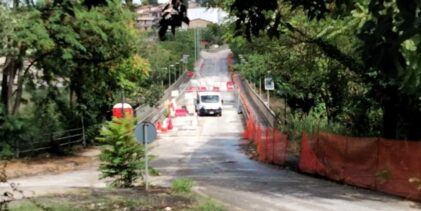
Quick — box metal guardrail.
[237,75,276,127]
[135,70,192,124]
[14,127,86,157]
[135,58,205,124]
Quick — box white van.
[195,91,223,116]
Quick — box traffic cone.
[167,117,173,130]
[161,119,168,132]
[155,121,162,132]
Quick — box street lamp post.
[182,54,189,71]
[180,59,184,76]
[169,64,174,87]
[175,62,180,79]
[259,75,262,97]
[162,67,167,87]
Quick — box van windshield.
[201,95,219,103]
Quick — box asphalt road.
[0,49,419,210]
[150,49,421,211]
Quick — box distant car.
[195,91,223,116]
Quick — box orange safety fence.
[232,71,289,165]
[231,52,421,200]
[299,132,421,201]
[377,139,421,200]
[266,128,274,162]
[272,129,288,165]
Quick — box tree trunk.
[408,108,421,140]
[401,95,421,140]
[11,57,30,115]
[1,55,23,116]
[69,88,73,110]
[382,88,399,139]
[1,57,13,115]
[1,67,9,115]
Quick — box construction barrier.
[231,52,421,201]
[299,132,421,201]
[175,108,188,117]
[234,72,288,165]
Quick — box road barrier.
[299,132,421,201]
[232,50,421,201]
[234,72,288,165]
[135,59,201,124]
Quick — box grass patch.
[172,178,194,194]
[9,200,79,211]
[8,182,227,211]
[9,187,193,211]
[194,199,226,211]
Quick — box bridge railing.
[235,75,276,128]
[135,59,204,124]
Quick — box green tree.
[35,0,143,126]
[1,0,152,152]
[0,6,53,116]
[97,116,146,187]
[217,0,421,139]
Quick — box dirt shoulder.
[4,146,100,179]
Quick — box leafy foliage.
[97,116,147,187]
[219,0,421,139]
[139,29,195,86]
[202,23,227,46]
[287,104,347,142]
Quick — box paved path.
[0,49,419,211]
[150,49,421,211]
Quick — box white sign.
[264,77,275,90]
[171,90,179,97]
[185,92,194,100]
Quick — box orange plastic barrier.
[299,133,324,174]
[299,132,421,201]
[377,139,421,200]
[232,67,288,164]
[272,129,288,165]
[233,72,288,166]
[266,128,274,162]
[343,136,378,189]
[175,108,188,117]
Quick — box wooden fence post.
[14,139,19,158]
[81,115,86,147]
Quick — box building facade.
[135,5,163,30]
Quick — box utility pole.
[194,29,197,62]
[194,28,201,62]
[169,64,175,86]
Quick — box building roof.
[187,7,228,24]
[190,18,212,23]
[137,17,156,21]
[135,5,163,15]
